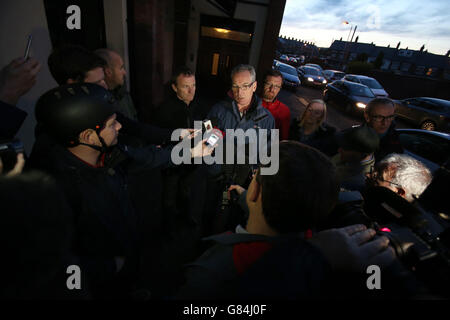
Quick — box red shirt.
[262,99,291,140]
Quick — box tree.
[355,53,368,62]
[347,61,374,75]
[374,51,384,69]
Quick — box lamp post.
[341,21,357,70]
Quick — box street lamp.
[341,21,357,69]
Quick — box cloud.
[281,0,450,53]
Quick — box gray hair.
[365,97,395,116]
[378,153,432,202]
[231,64,256,82]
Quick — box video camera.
[363,166,450,296]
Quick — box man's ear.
[78,129,96,144]
[396,187,406,198]
[104,67,113,78]
[363,111,370,123]
[252,80,257,93]
[171,83,178,94]
[248,179,261,203]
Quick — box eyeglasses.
[264,82,282,90]
[370,114,395,122]
[367,167,403,189]
[231,81,255,92]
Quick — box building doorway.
[196,15,254,99]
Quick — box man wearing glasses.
[207,64,275,134]
[363,98,403,162]
[261,69,291,140]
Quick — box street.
[277,85,409,131]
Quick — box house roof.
[330,40,450,69]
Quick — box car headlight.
[356,102,366,109]
[322,79,327,83]
[307,77,314,82]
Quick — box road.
[276,85,409,131]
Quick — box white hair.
[231,64,256,82]
[379,153,432,202]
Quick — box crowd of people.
[0,43,446,300]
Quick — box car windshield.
[304,68,322,76]
[279,65,298,76]
[334,72,345,79]
[359,78,383,89]
[348,84,375,97]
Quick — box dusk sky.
[279,0,450,55]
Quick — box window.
[211,53,219,75]
[398,132,450,165]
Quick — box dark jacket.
[289,120,337,157]
[374,123,404,162]
[0,100,27,139]
[176,232,332,300]
[153,96,209,130]
[207,95,275,134]
[31,139,173,298]
[111,85,138,121]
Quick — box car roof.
[396,128,450,140]
[325,70,344,73]
[346,74,375,80]
[277,61,296,70]
[419,97,450,108]
[340,80,370,88]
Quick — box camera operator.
[366,153,432,202]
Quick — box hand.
[190,138,215,158]
[180,128,200,140]
[228,185,245,200]
[0,153,25,177]
[0,57,41,105]
[308,224,396,272]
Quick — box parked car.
[304,63,324,72]
[323,80,375,115]
[343,74,389,97]
[394,97,450,132]
[274,61,301,89]
[396,128,450,173]
[279,54,290,63]
[297,66,327,88]
[323,70,346,82]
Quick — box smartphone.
[206,133,220,147]
[24,35,32,60]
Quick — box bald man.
[95,49,138,121]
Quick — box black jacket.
[33,140,173,298]
[374,123,404,162]
[289,120,338,157]
[153,96,209,130]
[176,232,332,300]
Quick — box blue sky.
[280,0,450,55]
